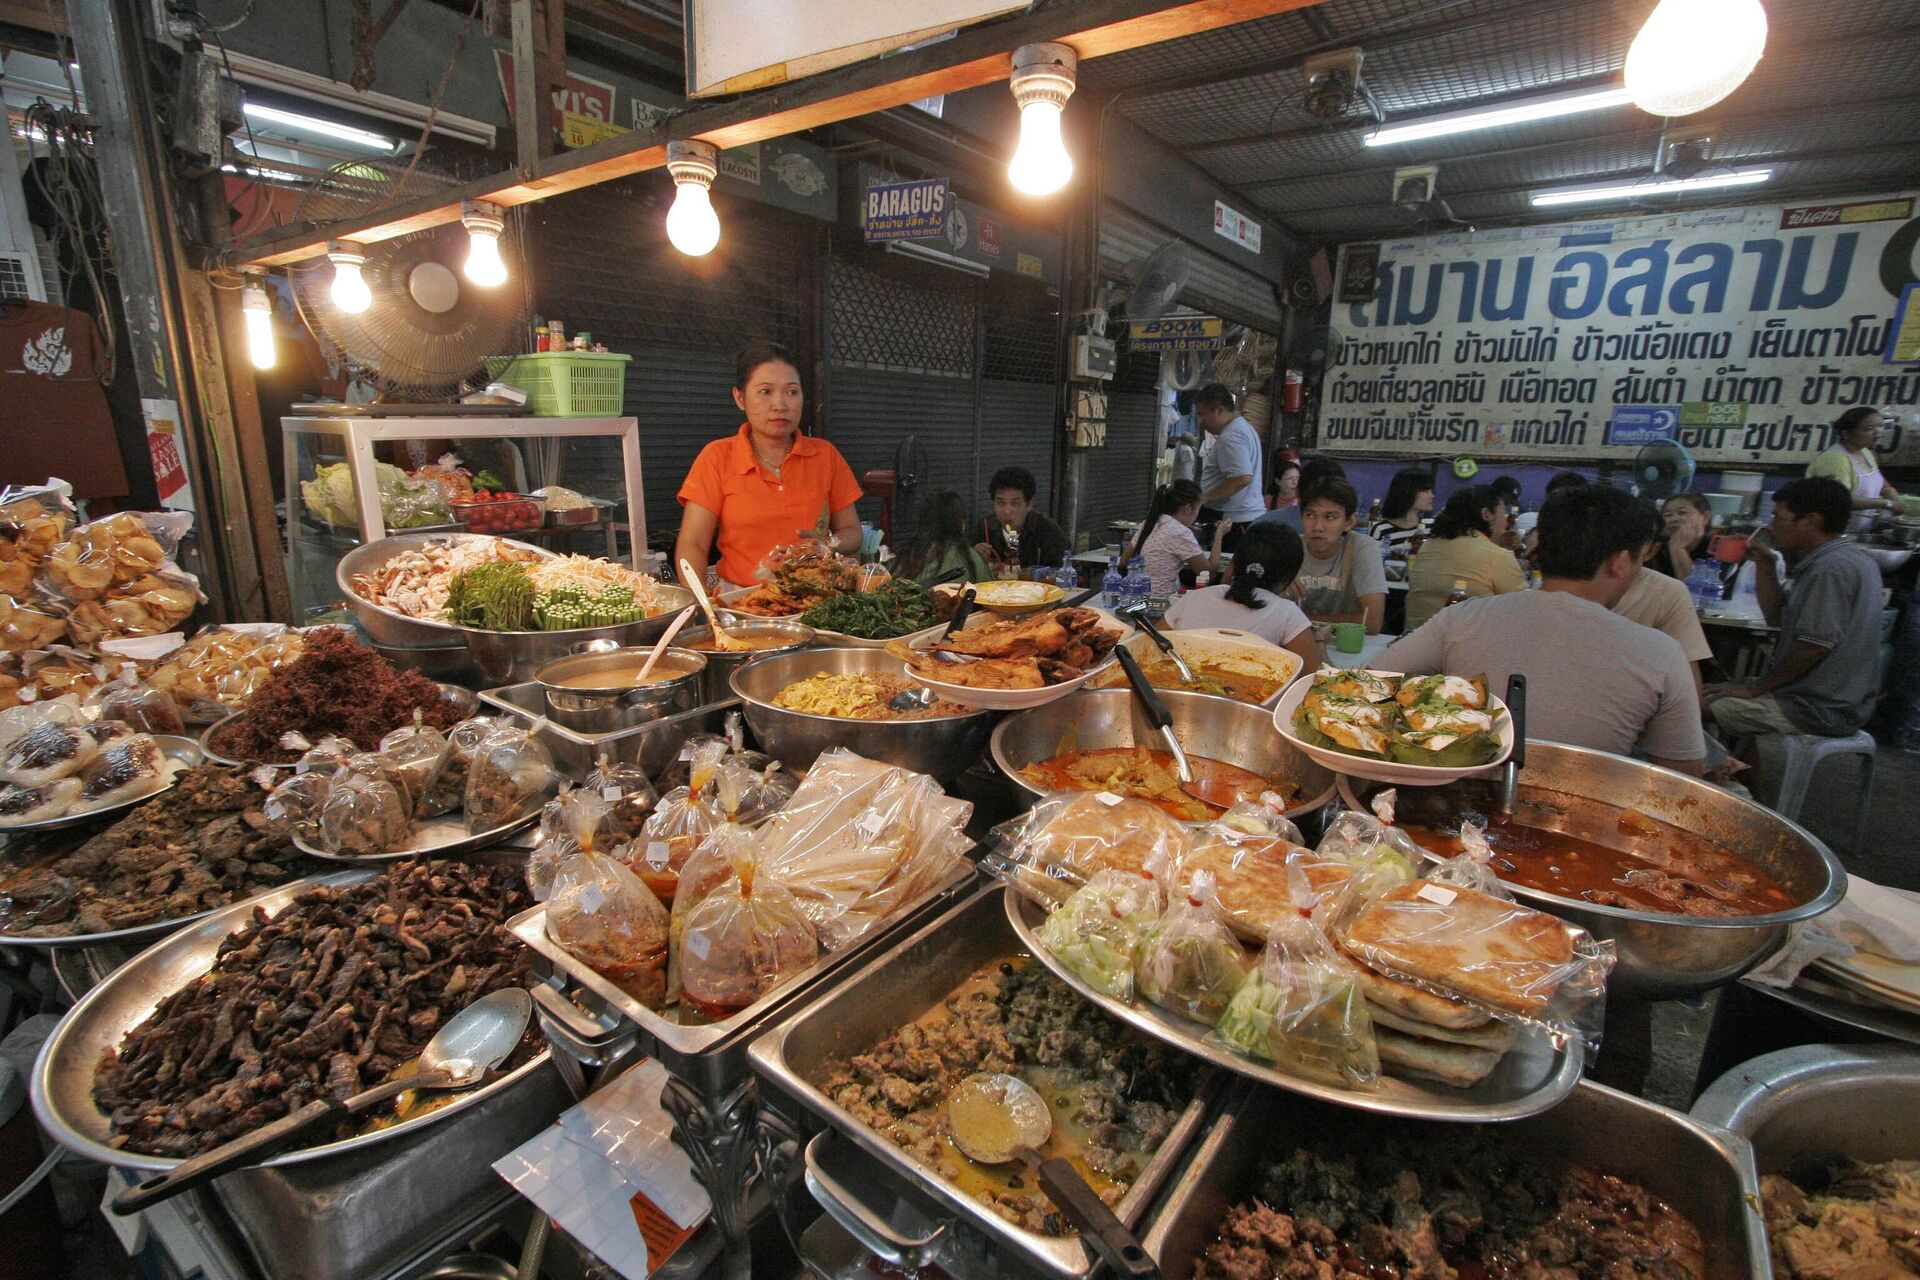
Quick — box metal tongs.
[1125,604,1196,683]
[1499,673,1527,816]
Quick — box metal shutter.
[1100,203,1282,331]
[977,380,1056,514]
[1077,351,1163,544]
[822,368,977,537]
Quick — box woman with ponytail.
[1164,522,1318,671]
[1131,479,1219,597]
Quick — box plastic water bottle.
[1101,550,1125,610]
[1057,552,1077,594]
[1687,561,1721,609]
[1125,557,1151,613]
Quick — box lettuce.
[302,462,449,529]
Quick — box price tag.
[645,840,670,869]
[602,786,624,802]
[1094,792,1124,807]
[578,882,607,913]
[1416,884,1457,906]
[686,932,710,960]
[855,812,884,842]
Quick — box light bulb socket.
[1011,42,1077,110]
[461,200,505,238]
[326,240,368,269]
[666,140,719,188]
[241,277,271,314]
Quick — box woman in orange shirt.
[675,341,864,588]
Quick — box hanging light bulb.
[1007,43,1077,196]
[461,200,508,287]
[665,141,721,257]
[241,276,275,370]
[327,241,372,314]
[1625,0,1768,117]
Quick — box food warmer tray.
[479,683,745,779]
[1692,1041,1920,1175]
[32,859,555,1174]
[1744,973,1920,1047]
[1145,1077,1770,1280]
[511,854,978,1066]
[750,882,1219,1280]
[1004,889,1583,1122]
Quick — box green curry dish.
[797,577,937,639]
[532,583,646,631]
[443,562,535,631]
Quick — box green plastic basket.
[483,351,631,417]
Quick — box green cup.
[1330,622,1365,654]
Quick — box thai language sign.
[861,178,949,242]
[1319,195,1920,466]
[1129,317,1225,351]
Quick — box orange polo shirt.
[678,424,864,586]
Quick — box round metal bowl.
[366,638,482,685]
[729,647,994,782]
[533,646,707,733]
[1338,741,1846,998]
[679,619,815,705]
[337,531,552,647]
[990,687,1337,821]
[1692,1042,1920,1176]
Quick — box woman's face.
[1414,487,1434,515]
[1276,466,1301,500]
[733,360,804,439]
[1664,499,1707,544]
[1487,501,1510,543]
[1845,412,1884,450]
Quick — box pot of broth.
[533,646,707,733]
[679,618,815,705]
[1338,742,1845,997]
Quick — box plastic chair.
[1773,730,1876,856]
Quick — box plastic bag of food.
[317,770,412,856]
[530,788,614,900]
[1334,826,1614,1046]
[987,790,1192,907]
[585,753,657,843]
[0,484,73,599]
[675,849,819,1020]
[546,851,670,1008]
[145,624,303,721]
[1212,913,1379,1087]
[430,717,508,814]
[64,570,199,644]
[86,667,185,737]
[1133,873,1250,1026]
[1177,818,1336,947]
[464,727,556,831]
[38,511,181,602]
[634,785,721,904]
[1035,865,1166,999]
[734,762,795,827]
[265,770,333,843]
[751,749,971,951]
[0,594,68,654]
[378,712,454,818]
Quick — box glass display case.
[282,414,645,619]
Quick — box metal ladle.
[1114,646,1243,812]
[1125,606,1196,683]
[947,1073,1158,1280]
[112,988,534,1215]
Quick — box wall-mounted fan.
[1116,240,1190,325]
[289,161,526,398]
[1285,323,1344,376]
[1632,438,1697,499]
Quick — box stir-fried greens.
[798,577,937,639]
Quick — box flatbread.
[1366,1004,1518,1052]
[1179,837,1350,944]
[1023,792,1190,882]
[1341,880,1576,1019]
[1373,1024,1504,1087]
[1342,950,1489,1029]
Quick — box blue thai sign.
[862,178,949,242]
[1605,406,1680,447]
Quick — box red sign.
[147,423,189,508]
[493,49,617,132]
[977,215,1003,259]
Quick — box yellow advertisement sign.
[562,112,628,148]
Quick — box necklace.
[751,438,790,479]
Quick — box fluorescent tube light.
[242,102,394,151]
[1367,86,1633,147]
[1530,167,1772,207]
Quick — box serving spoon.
[679,557,746,651]
[112,988,534,1215]
[1114,647,1243,812]
[947,1073,1158,1280]
[634,606,698,683]
[1125,606,1197,683]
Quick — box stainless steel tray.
[293,805,543,863]
[1744,973,1920,1047]
[32,860,552,1173]
[479,681,743,778]
[1005,887,1582,1121]
[1146,1077,1770,1280]
[750,882,1218,1280]
[0,734,204,834]
[1693,1041,1920,1176]
[510,854,977,1060]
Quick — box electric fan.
[1632,438,1697,499]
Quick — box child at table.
[1164,521,1320,673]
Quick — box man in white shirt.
[1195,383,1266,541]
[1382,486,1705,774]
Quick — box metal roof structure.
[1079,0,1920,242]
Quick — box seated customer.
[1134,480,1227,598]
[1254,457,1346,535]
[1382,486,1705,773]
[1705,477,1883,742]
[1165,522,1319,673]
[1287,476,1387,634]
[1370,467,1435,635]
[1403,484,1529,630]
[1651,492,1714,580]
[894,489,991,584]
[977,466,1070,575]
[1616,554,1714,698]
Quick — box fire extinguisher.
[1282,369,1304,414]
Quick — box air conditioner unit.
[1392,165,1438,206]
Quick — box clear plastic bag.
[735,763,795,827]
[1035,866,1166,999]
[988,790,1192,907]
[146,624,304,722]
[585,753,657,844]
[1212,913,1379,1088]
[0,594,68,653]
[751,749,971,951]
[433,717,510,815]
[464,727,557,831]
[1177,818,1331,947]
[264,770,333,843]
[89,668,185,737]
[379,712,454,818]
[292,735,361,776]
[634,785,721,904]
[317,770,412,857]
[64,570,199,644]
[1132,873,1251,1026]
[531,788,614,901]
[675,851,819,1020]
[546,851,670,1008]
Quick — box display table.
[1319,632,1395,669]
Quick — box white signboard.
[686,0,1024,98]
[1319,195,1920,467]
[1214,200,1261,255]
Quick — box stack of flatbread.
[1177,834,1351,945]
[1336,879,1581,1088]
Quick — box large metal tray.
[32,860,553,1173]
[1145,1077,1770,1280]
[1745,973,1920,1047]
[511,853,978,1061]
[1692,1041,1920,1176]
[749,882,1218,1280]
[293,805,543,864]
[1005,888,1582,1121]
[479,682,743,779]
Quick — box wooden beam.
[511,0,557,168]
[226,0,1321,266]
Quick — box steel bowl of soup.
[679,619,815,705]
[533,646,708,733]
